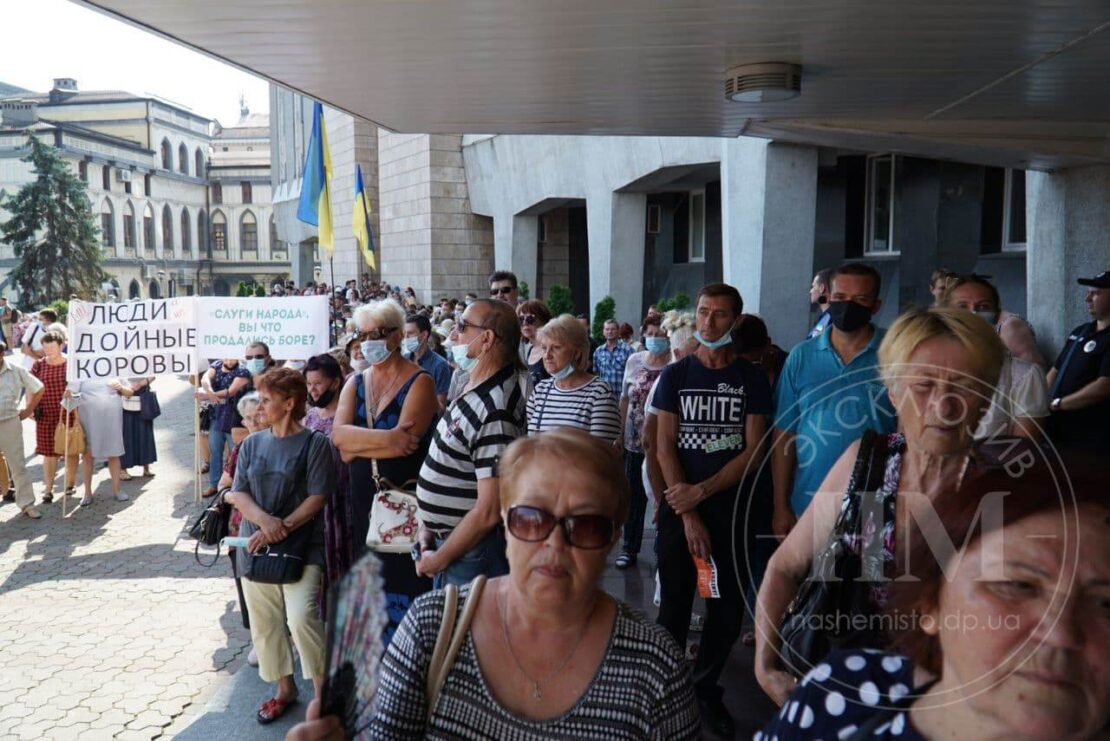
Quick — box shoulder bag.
[777,429,890,677]
[363,368,423,553]
[54,407,87,456]
[139,385,162,420]
[425,576,486,722]
[189,487,233,566]
[243,431,320,584]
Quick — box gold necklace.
[498,585,595,701]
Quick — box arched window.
[178,143,189,175]
[100,200,115,247]
[181,207,192,254]
[211,210,227,252]
[160,139,172,170]
[240,211,258,253]
[143,203,155,254]
[124,201,136,249]
[162,204,174,253]
[149,280,161,299]
[195,147,205,178]
[198,210,208,252]
[129,279,141,299]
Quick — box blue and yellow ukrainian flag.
[296,101,333,256]
[352,164,376,270]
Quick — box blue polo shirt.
[774,326,896,515]
[414,349,452,398]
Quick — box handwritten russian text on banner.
[194,296,329,361]
[66,298,197,381]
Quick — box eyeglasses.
[245,354,267,360]
[518,314,538,326]
[456,316,498,337]
[490,285,514,296]
[358,327,397,341]
[506,505,615,550]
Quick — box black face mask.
[816,295,828,306]
[827,300,872,333]
[311,388,337,408]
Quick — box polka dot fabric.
[757,649,926,740]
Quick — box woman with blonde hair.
[526,314,621,442]
[755,306,1007,706]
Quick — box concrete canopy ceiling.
[74,1,1110,169]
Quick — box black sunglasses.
[518,314,538,326]
[358,327,397,341]
[456,316,499,338]
[506,505,615,550]
[490,285,514,296]
[245,353,267,360]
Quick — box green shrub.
[655,292,690,313]
[47,299,68,323]
[545,284,574,317]
[519,280,530,300]
[591,296,615,342]
[254,284,266,297]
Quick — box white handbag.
[365,458,420,553]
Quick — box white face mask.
[350,357,370,372]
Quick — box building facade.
[0,78,283,301]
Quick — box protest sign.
[66,298,197,381]
[194,296,329,361]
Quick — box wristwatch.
[1050,397,1063,412]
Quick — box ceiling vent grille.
[725,63,802,103]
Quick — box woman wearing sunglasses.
[289,429,700,739]
[516,299,552,388]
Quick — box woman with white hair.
[526,314,621,442]
[333,299,439,553]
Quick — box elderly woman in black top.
[288,429,700,740]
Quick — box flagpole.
[360,182,376,282]
[329,254,336,346]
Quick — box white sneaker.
[115,491,130,502]
[21,505,42,519]
[79,495,93,507]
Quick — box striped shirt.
[368,586,701,740]
[416,364,526,530]
[526,376,622,443]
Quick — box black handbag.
[189,488,232,567]
[777,429,890,678]
[139,386,162,420]
[243,432,319,585]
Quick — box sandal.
[79,495,94,507]
[202,486,219,498]
[256,696,296,724]
[42,491,54,504]
[200,462,210,475]
[119,471,134,481]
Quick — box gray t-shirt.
[232,427,336,572]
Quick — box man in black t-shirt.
[653,283,771,738]
[1046,270,1110,454]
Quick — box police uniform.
[1047,272,1110,453]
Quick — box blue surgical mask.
[451,337,479,372]
[551,363,576,381]
[694,330,733,350]
[401,337,421,356]
[361,340,391,365]
[645,336,669,355]
[244,358,265,375]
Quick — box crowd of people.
[5,262,1106,739]
[194,264,1110,740]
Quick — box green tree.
[1,134,107,305]
[254,284,266,297]
[656,292,690,312]
[545,284,574,317]
[591,296,615,342]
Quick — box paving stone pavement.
[0,376,253,740]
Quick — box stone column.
[585,191,647,325]
[721,139,818,349]
[1027,165,1110,357]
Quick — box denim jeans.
[208,428,230,488]
[432,527,509,589]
